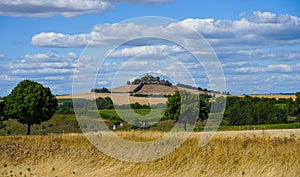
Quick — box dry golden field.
[56,85,296,106]
[250,95,296,100]
[56,92,167,105]
[0,130,299,177]
[55,85,224,105]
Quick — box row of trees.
[224,93,300,125]
[43,91,300,130]
[2,79,300,134]
[163,91,300,128]
[90,87,110,93]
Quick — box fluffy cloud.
[0,54,6,60]
[109,0,173,4]
[0,0,112,17]
[235,64,293,73]
[108,45,185,58]
[218,50,300,62]
[7,52,78,76]
[4,11,300,95]
[0,0,171,17]
[21,52,78,62]
[0,52,80,95]
[32,11,300,48]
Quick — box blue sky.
[0,0,300,96]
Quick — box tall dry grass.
[0,131,299,177]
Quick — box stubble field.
[0,130,299,177]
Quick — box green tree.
[163,91,181,121]
[164,91,208,130]
[295,92,300,115]
[210,96,226,113]
[268,107,287,124]
[96,97,113,109]
[0,101,6,129]
[296,114,300,123]
[286,98,296,116]
[4,80,58,135]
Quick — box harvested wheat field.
[57,92,167,105]
[251,95,296,100]
[0,130,299,177]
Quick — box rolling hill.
[56,74,296,104]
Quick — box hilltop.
[129,73,172,86]
[57,74,224,104]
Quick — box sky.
[0,0,300,96]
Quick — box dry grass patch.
[0,131,299,176]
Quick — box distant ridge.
[248,93,295,96]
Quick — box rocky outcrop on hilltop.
[130,74,172,86]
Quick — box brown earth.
[137,85,178,95]
[108,84,138,93]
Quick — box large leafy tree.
[96,97,113,109]
[164,91,208,130]
[295,92,300,115]
[0,101,5,129]
[4,80,58,135]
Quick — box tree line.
[223,93,300,125]
[163,91,300,128]
[1,79,300,135]
[47,91,300,129]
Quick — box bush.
[296,114,300,122]
[133,93,148,97]
[91,87,110,93]
[96,97,114,109]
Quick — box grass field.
[99,109,163,122]
[1,110,300,135]
[0,114,81,135]
[0,131,299,176]
[57,98,73,104]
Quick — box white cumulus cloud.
[235,64,293,73]
[32,11,300,49]
[108,45,185,58]
[0,0,172,17]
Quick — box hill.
[109,84,139,93]
[56,72,296,104]
[57,92,167,105]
